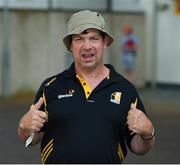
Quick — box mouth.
[82,53,94,58]
[81,53,95,61]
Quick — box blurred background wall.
[0,0,180,96]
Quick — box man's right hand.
[19,97,48,134]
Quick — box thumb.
[130,103,137,111]
[33,97,44,110]
[130,98,138,111]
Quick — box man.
[18,10,155,164]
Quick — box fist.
[20,97,48,133]
[127,103,153,136]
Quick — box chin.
[81,62,96,69]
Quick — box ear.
[69,44,73,52]
[103,36,110,48]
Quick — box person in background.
[18,10,155,164]
[121,24,139,83]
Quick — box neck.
[75,63,108,79]
[75,64,109,90]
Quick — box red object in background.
[126,39,134,47]
[122,24,133,33]
[125,39,135,49]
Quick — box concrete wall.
[4,11,68,95]
[0,10,146,96]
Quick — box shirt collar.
[61,62,125,83]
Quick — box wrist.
[140,128,155,141]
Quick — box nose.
[82,39,92,50]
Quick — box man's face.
[70,29,109,70]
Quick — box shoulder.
[41,70,69,88]
[38,63,75,90]
[131,35,139,42]
[34,71,66,103]
[39,74,58,89]
[107,64,133,84]
[108,64,138,92]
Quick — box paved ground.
[0,87,180,163]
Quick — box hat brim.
[63,24,114,50]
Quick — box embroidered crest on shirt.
[110,92,122,104]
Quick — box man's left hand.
[127,103,153,137]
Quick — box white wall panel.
[156,0,180,84]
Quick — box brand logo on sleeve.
[110,92,122,104]
[58,89,75,99]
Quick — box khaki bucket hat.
[63,10,114,50]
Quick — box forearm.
[130,134,155,155]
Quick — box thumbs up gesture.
[127,102,153,137]
[19,97,48,133]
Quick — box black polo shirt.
[34,63,145,164]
